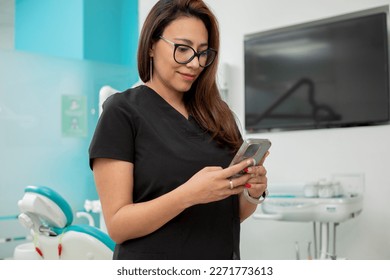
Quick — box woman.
[89,0,268,260]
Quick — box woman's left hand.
[243,152,269,198]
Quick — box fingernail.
[245,183,251,188]
[243,168,249,173]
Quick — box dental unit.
[254,177,364,259]
[14,186,114,260]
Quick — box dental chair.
[13,186,114,260]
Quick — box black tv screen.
[244,10,390,132]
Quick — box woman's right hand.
[179,159,254,206]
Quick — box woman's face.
[150,16,209,96]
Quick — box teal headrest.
[24,185,74,226]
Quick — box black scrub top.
[89,85,241,259]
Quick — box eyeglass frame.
[159,36,217,68]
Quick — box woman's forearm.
[107,186,191,243]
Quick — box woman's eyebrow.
[174,37,208,47]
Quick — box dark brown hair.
[138,0,242,151]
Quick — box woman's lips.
[179,72,196,81]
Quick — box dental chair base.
[14,228,113,260]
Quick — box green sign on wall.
[61,95,87,137]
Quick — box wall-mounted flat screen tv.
[244,8,390,132]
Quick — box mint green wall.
[84,0,139,65]
[0,50,138,258]
[15,0,139,65]
[120,0,139,66]
[15,0,84,59]
[0,0,139,258]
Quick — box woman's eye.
[177,46,191,53]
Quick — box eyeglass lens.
[174,45,216,67]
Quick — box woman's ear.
[149,43,155,58]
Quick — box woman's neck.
[145,81,189,119]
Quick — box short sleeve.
[88,93,136,169]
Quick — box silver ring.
[252,158,257,166]
[229,180,234,189]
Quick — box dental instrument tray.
[255,194,363,223]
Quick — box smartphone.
[229,139,271,177]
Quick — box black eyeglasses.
[159,36,217,68]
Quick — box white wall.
[140,0,390,259]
